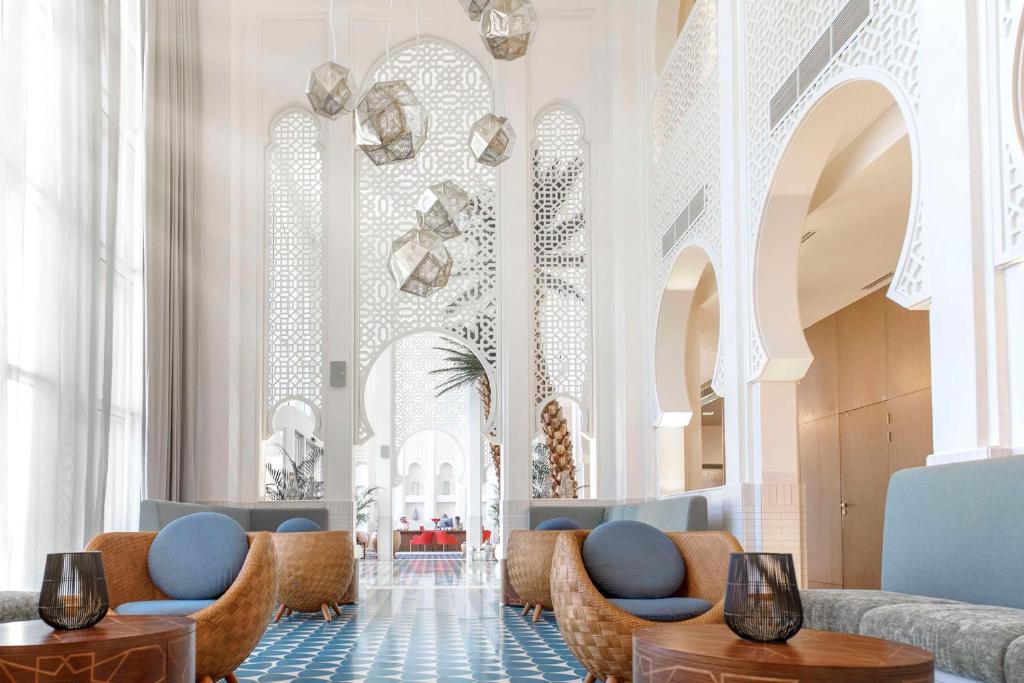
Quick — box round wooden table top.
[633,624,934,683]
[0,614,194,653]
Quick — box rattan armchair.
[271,530,355,622]
[550,529,742,683]
[507,529,561,622]
[86,531,277,683]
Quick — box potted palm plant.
[264,443,324,501]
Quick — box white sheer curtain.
[0,0,145,590]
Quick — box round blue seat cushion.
[148,512,249,600]
[276,517,322,533]
[582,520,684,599]
[535,516,583,531]
[608,597,712,622]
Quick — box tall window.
[263,109,324,499]
[0,0,145,588]
[531,106,593,498]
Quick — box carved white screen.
[264,108,324,432]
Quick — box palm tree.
[264,443,325,501]
[532,149,586,497]
[354,485,382,529]
[430,339,501,487]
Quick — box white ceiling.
[797,104,912,327]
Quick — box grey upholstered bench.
[528,493,708,531]
[802,455,1024,683]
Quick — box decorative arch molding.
[354,37,500,444]
[396,428,467,482]
[995,1,1024,264]
[263,106,325,437]
[653,243,726,425]
[744,0,924,380]
[359,328,497,450]
[750,74,922,382]
[530,102,594,438]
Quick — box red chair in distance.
[482,529,492,544]
[410,530,434,551]
[434,530,459,551]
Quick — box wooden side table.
[634,624,933,683]
[0,615,195,682]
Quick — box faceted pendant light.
[355,80,430,166]
[469,113,515,167]
[416,181,472,240]
[459,0,491,21]
[479,0,539,61]
[388,228,454,297]
[305,61,356,120]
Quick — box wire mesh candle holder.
[723,552,803,643]
[38,552,109,630]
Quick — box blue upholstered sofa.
[802,455,1024,683]
[140,499,329,532]
[528,494,708,532]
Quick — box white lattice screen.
[264,108,324,433]
[531,106,593,430]
[355,39,499,445]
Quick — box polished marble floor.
[237,558,589,682]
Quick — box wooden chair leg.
[522,603,531,616]
[532,603,543,622]
[331,603,342,616]
[198,677,213,683]
[284,607,293,617]
[320,603,333,621]
[225,674,240,683]
[583,674,596,683]
[273,604,287,623]
[606,677,620,683]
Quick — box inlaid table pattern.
[634,624,934,683]
[0,615,195,682]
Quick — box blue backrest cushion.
[582,520,685,599]
[529,506,605,530]
[148,512,249,600]
[882,455,1024,609]
[535,516,583,531]
[276,517,322,533]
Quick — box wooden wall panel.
[839,402,890,590]
[799,416,842,588]
[885,297,932,399]
[798,317,839,424]
[888,388,933,474]
[836,289,888,413]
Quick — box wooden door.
[839,402,890,589]
[888,388,933,474]
[836,289,888,413]
[799,415,842,588]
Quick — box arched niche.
[654,245,722,426]
[752,75,922,382]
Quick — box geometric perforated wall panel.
[355,39,499,444]
[265,108,324,433]
[531,106,593,431]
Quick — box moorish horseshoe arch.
[653,241,726,425]
[750,71,924,383]
[354,37,501,445]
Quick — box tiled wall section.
[707,482,806,584]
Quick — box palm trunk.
[541,399,577,498]
[478,374,501,488]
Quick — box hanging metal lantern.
[416,181,472,240]
[355,80,429,166]
[305,61,356,120]
[388,228,453,297]
[469,113,515,167]
[479,0,538,61]
[459,0,491,21]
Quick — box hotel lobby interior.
[3,0,1024,681]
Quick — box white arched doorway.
[654,244,725,495]
[752,77,932,589]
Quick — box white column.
[467,395,483,556]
